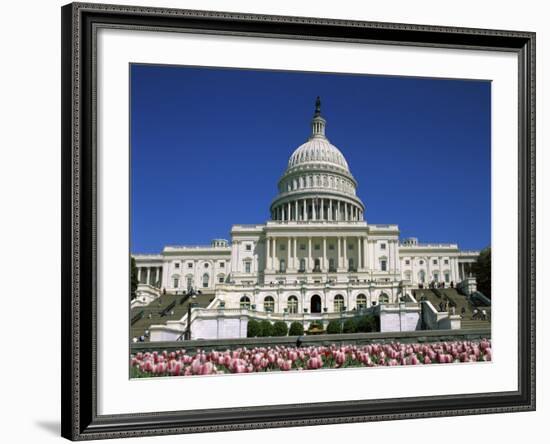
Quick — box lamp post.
[184,287,199,341]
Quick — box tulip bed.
[130,339,491,378]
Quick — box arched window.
[433,272,439,282]
[240,296,251,309]
[444,271,451,283]
[334,294,345,312]
[264,296,275,312]
[379,293,390,304]
[202,273,209,288]
[356,294,367,310]
[173,278,179,288]
[404,270,412,281]
[287,296,298,314]
[186,275,193,290]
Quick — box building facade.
[133,98,479,317]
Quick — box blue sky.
[131,64,491,254]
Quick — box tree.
[272,321,289,337]
[247,319,261,337]
[130,257,139,300]
[356,315,377,333]
[289,321,304,336]
[326,320,342,334]
[258,320,274,337]
[342,318,358,333]
[471,246,491,299]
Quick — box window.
[244,261,251,273]
[264,296,275,312]
[433,259,438,265]
[380,259,387,271]
[219,262,225,268]
[380,243,386,250]
[357,294,367,309]
[419,270,426,283]
[174,262,180,269]
[202,273,209,288]
[329,244,335,250]
[280,244,285,251]
[405,259,410,265]
[279,259,286,273]
[349,244,354,250]
[188,262,193,268]
[334,295,345,312]
[348,258,355,271]
[419,260,424,265]
[287,296,298,314]
[379,293,390,304]
[204,263,209,269]
[218,276,225,284]
[240,296,251,309]
[329,258,336,272]
[444,259,449,265]
[186,276,193,290]
[445,272,450,283]
[300,244,306,250]
[314,244,320,250]
[433,272,439,282]
[246,244,252,251]
[299,258,306,272]
[173,278,179,288]
[314,258,321,271]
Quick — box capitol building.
[133,98,480,340]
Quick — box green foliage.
[247,319,261,337]
[472,246,491,299]
[130,257,139,300]
[326,320,342,334]
[288,321,304,336]
[272,321,289,337]
[258,320,274,337]
[356,315,378,333]
[342,318,358,333]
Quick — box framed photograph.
[61,2,535,440]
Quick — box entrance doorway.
[310,294,322,313]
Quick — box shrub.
[356,315,377,333]
[288,321,304,336]
[342,318,358,333]
[258,320,274,337]
[272,321,288,337]
[326,320,342,334]
[247,319,261,337]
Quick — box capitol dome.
[270,98,365,223]
[288,137,350,171]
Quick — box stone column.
[272,238,276,270]
[266,236,271,270]
[357,236,362,270]
[343,237,348,270]
[337,201,340,221]
[287,202,291,221]
[158,266,162,287]
[322,237,327,271]
[293,237,297,270]
[295,201,298,221]
[287,237,291,270]
[363,236,368,270]
[308,237,313,271]
[344,203,348,221]
[146,267,151,285]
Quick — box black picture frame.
[61,2,536,440]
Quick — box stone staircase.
[413,287,490,330]
[130,292,214,341]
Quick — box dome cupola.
[270,98,365,223]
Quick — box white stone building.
[133,99,480,337]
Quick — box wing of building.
[132,98,482,340]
